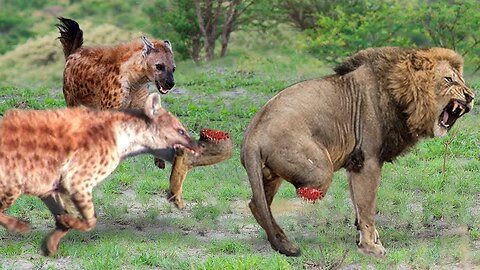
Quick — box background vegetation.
[0,0,479,269]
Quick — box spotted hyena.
[57,17,176,109]
[58,17,175,176]
[0,93,200,256]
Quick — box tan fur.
[241,47,474,257]
[0,94,199,256]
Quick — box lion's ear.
[408,52,434,71]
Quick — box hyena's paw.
[8,219,31,233]
[41,234,59,256]
[358,242,387,258]
[167,191,185,209]
[41,229,68,256]
[154,157,166,169]
[57,214,95,232]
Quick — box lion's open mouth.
[155,80,170,94]
[439,100,469,130]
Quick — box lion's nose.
[465,92,474,104]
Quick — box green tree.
[146,0,253,62]
[303,1,415,62]
[418,0,480,72]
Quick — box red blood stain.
[296,187,324,202]
[200,128,230,143]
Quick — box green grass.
[1,29,479,270]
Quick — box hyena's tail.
[56,17,83,59]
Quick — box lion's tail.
[56,17,83,59]
[241,144,284,252]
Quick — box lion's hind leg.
[248,168,299,254]
[0,188,31,233]
[260,141,335,256]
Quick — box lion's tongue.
[296,187,324,202]
[442,111,449,126]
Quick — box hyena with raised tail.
[0,93,201,256]
[57,17,176,109]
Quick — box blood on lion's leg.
[254,139,334,256]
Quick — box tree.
[418,0,480,72]
[193,0,253,61]
[302,1,414,62]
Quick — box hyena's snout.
[165,72,175,89]
[177,139,202,156]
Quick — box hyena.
[57,17,176,109]
[57,17,175,176]
[0,93,200,256]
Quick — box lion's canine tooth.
[452,102,459,112]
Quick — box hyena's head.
[144,93,201,155]
[141,36,176,95]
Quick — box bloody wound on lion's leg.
[296,187,324,202]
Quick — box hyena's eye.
[173,66,176,73]
[155,64,165,71]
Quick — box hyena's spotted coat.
[57,17,176,110]
[0,94,199,256]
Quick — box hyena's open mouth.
[155,80,171,94]
[438,99,469,131]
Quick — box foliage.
[144,0,255,62]
[302,0,416,63]
[0,11,35,54]
[300,0,480,71]
[144,0,202,62]
[417,0,480,72]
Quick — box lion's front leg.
[347,158,386,258]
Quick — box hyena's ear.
[141,36,155,57]
[145,93,164,119]
[164,40,173,52]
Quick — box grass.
[0,30,479,270]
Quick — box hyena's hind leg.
[41,194,72,256]
[0,187,31,233]
[57,186,97,232]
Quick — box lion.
[240,47,474,257]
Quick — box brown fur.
[168,130,233,209]
[241,47,474,257]
[0,94,200,256]
[57,17,176,110]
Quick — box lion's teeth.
[453,102,459,112]
[459,107,465,116]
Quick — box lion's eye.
[155,64,165,71]
[444,76,453,83]
[178,129,185,136]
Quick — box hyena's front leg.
[347,158,386,258]
[167,148,189,209]
[0,188,31,233]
